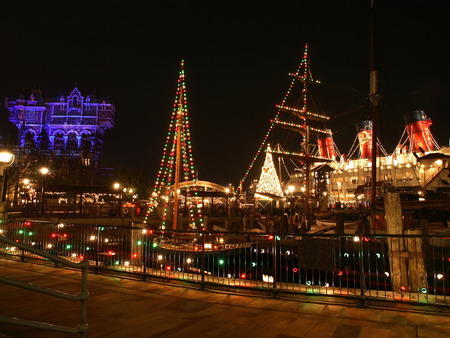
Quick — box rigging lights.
[144,60,203,229]
[240,43,330,187]
[240,44,312,186]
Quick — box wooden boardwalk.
[1,258,450,337]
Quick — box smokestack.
[356,120,373,159]
[404,110,435,152]
[317,129,336,160]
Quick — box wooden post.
[405,229,428,292]
[384,192,408,290]
[385,192,427,293]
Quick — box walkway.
[1,259,450,337]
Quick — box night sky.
[1,1,449,190]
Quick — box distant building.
[6,87,114,166]
[5,88,115,188]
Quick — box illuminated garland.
[306,111,329,120]
[271,150,305,157]
[274,120,329,136]
[145,60,203,229]
[276,105,329,120]
[276,105,306,119]
[270,149,330,163]
[275,120,306,131]
[240,44,312,187]
[310,126,330,135]
[240,43,331,188]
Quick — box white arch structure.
[166,180,229,193]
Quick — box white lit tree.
[256,144,284,197]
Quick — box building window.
[81,134,91,153]
[54,133,65,151]
[66,133,78,151]
[24,131,35,149]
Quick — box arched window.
[54,132,65,151]
[24,131,35,149]
[66,132,78,150]
[81,133,91,153]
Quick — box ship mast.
[173,99,183,230]
[273,44,331,230]
[145,60,201,230]
[369,0,380,207]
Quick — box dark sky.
[1,1,449,189]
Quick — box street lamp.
[113,182,122,216]
[0,150,15,204]
[40,167,49,214]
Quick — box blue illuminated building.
[5,88,114,167]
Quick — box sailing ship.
[244,43,334,232]
[143,60,259,254]
[246,2,450,232]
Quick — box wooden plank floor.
[1,258,450,337]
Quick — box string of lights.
[240,44,324,188]
[144,60,203,229]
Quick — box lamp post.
[113,182,121,216]
[40,167,49,214]
[0,150,15,204]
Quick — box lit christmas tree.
[144,60,203,229]
[256,144,284,197]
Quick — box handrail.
[422,166,448,189]
[0,235,89,337]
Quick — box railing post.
[21,220,25,262]
[79,260,90,338]
[95,225,100,272]
[55,221,59,267]
[142,228,147,280]
[358,236,366,307]
[200,229,205,290]
[272,233,278,298]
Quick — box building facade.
[5,87,114,166]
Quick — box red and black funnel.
[317,129,336,160]
[356,120,373,159]
[404,110,435,153]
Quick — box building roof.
[418,152,450,161]
[41,185,118,194]
[312,164,335,172]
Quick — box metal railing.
[422,163,449,189]
[0,231,90,337]
[1,219,449,309]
